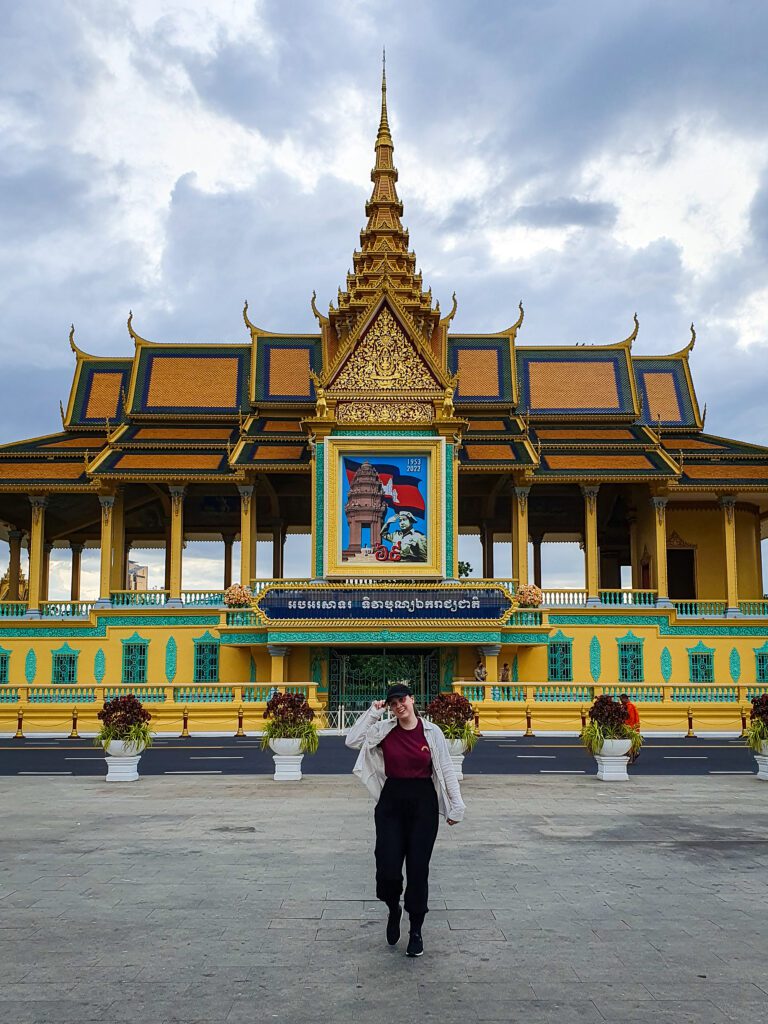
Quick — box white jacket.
[345,706,466,823]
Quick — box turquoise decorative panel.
[0,613,219,640]
[25,648,36,684]
[660,647,672,683]
[729,648,741,684]
[249,655,256,683]
[94,648,106,685]
[165,636,177,684]
[589,636,601,683]
[511,654,519,682]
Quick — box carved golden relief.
[332,308,439,392]
[337,401,433,424]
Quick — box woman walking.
[346,682,465,957]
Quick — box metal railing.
[673,600,728,617]
[224,610,260,627]
[40,600,95,619]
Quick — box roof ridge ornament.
[667,321,697,359]
[126,310,152,347]
[617,312,639,349]
[68,323,92,359]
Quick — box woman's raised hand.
[372,700,386,710]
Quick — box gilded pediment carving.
[329,307,440,394]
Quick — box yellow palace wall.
[665,505,762,599]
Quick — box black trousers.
[374,778,439,918]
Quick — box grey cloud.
[513,197,618,228]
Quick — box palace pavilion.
[1,67,767,735]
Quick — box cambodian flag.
[344,459,426,519]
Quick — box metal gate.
[328,649,439,712]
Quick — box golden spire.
[325,54,439,345]
[376,49,392,150]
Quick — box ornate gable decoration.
[331,307,440,395]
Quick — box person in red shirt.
[620,693,641,762]
[346,682,464,958]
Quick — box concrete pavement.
[2,773,767,1023]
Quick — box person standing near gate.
[345,682,465,957]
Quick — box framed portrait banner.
[324,436,446,579]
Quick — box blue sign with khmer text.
[256,587,513,621]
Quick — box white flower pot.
[104,739,146,783]
[755,741,768,781]
[446,739,466,780]
[268,738,304,781]
[595,737,631,782]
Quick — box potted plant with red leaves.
[580,694,642,782]
[261,691,319,781]
[425,692,478,780]
[745,694,768,780]
[94,694,153,782]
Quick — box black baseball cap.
[385,683,413,703]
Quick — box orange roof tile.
[457,350,500,398]
[250,445,306,461]
[467,419,507,431]
[642,371,683,423]
[683,464,768,480]
[464,444,517,461]
[85,372,123,420]
[43,437,106,448]
[261,420,303,432]
[2,462,88,480]
[132,427,233,440]
[528,361,620,410]
[661,438,724,451]
[146,356,239,408]
[535,427,635,440]
[115,454,225,471]
[268,349,311,397]
[545,454,654,471]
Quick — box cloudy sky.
[2,0,767,592]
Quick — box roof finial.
[376,46,392,148]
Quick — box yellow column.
[720,495,740,616]
[26,496,47,617]
[110,490,125,591]
[164,518,172,592]
[70,541,83,601]
[96,495,115,607]
[7,529,22,601]
[479,644,500,683]
[512,487,529,586]
[168,486,185,607]
[238,485,256,586]
[756,514,764,596]
[582,485,600,606]
[651,496,671,607]
[268,644,288,684]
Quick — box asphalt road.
[0,734,757,777]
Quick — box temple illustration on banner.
[0,59,767,733]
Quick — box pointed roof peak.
[376,48,392,149]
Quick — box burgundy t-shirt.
[380,719,433,778]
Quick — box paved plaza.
[2,773,767,1024]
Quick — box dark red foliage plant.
[588,694,628,730]
[750,693,768,723]
[425,692,475,729]
[263,691,315,724]
[97,694,151,730]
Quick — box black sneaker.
[386,905,402,946]
[406,931,423,957]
